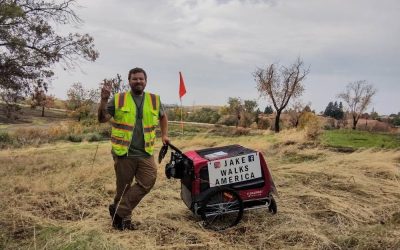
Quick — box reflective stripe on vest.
[111,91,160,156]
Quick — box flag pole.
[180,98,184,135]
[178,71,186,136]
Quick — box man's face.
[129,72,147,94]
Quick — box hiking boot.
[108,204,122,227]
[117,219,138,231]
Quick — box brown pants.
[113,156,157,219]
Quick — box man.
[98,67,169,230]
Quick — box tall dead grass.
[0,132,399,249]
[1,121,111,147]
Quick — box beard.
[132,88,143,95]
[131,84,144,95]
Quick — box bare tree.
[338,80,377,130]
[100,74,129,97]
[254,58,309,132]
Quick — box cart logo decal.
[207,152,262,187]
[248,155,255,162]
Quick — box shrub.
[305,116,322,141]
[13,127,51,146]
[86,133,102,142]
[67,134,83,142]
[298,112,315,129]
[0,131,11,142]
[238,112,254,128]
[97,123,111,137]
[233,127,251,136]
[0,131,13,147]
[250,122,258,129]
[48,123,70,140]
[217,115,237,126]
[324,118,336,130]
[371,122,391,132]
[258,117,271,130]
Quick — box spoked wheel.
[199,187,243,231]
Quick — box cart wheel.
[199,188,243,231]
[268,196,277,214]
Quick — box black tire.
[199,187,244,231]
[268,196,277,214]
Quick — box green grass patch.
[322,130,400,149]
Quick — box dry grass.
[1,132,400,249]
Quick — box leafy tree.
[254,58,309,132]
[264,105,273,114]
[187,107,220,124]
[66,82,99,121]
[324,102,334,117]
[30,87,55,117]
[391,116,400,126]
[0,0,98,117]
[243,100,257,114]
[324,101,344,120]
[338,80,377,129]
[227,97,242,127]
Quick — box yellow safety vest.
[111,91,160,156]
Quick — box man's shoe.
[118,219,138,230]
[109,204,122,227]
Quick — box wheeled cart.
[160,143,278,230]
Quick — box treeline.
[166,98,320,131]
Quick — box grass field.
[1,125,399,249]
[322,130,400,149]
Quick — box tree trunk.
[275,111,281,132]
[41,105,45,117]
[352,117,357,130]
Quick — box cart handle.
[165,142,182,154]
[158,141,183,164]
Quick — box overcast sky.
[52,0,399,114]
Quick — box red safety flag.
[179,71,186,99]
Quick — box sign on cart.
[207,152,262,187]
